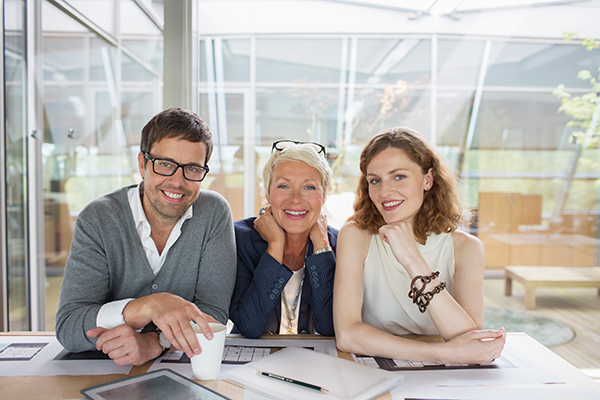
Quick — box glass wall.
[2,0,599,332]
[40,0,163,330]
[198,32,599,268]
[1,0,162,332]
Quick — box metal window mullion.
[214,38,227,147]
[344,38,358,146]
[430,34,438,147]
[242,37,257,218]
[27,0,45,331]
[0,0,7,332]
[465,40,492,150]
[205,39,219,145]
[336,37,349,148]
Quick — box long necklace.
[282,268,305,334]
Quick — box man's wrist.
[123,296,155,330]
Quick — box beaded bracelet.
[408,271,447,313]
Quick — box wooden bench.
[504,266,600,309]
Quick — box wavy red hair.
[348,127,469,241]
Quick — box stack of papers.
[221,346,402,400]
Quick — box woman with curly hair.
[333,127,505,365]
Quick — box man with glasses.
[56,108,236,366]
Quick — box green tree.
[553,32,600,147]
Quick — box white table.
[387,332,600,399]
[1,332,599,400]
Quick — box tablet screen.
[81,369,232,400]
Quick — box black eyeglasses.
[144,152,210,182]
[271,140,327,157]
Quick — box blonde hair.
[348,127,469,241]
[261,143,333,204]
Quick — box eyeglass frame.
[143,152,210,182]
[271,140,327,157]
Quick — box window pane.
[438,39,487,87]
[356,38,431,85]
[437,90,474,148]
[350,88,431,144]
[471,91,571,150]
[198,39,250,83]
[122,37,164,74]
[122,50,159,82]
[199,39,207,82]
[63,0,116,35]
[120,0,162,36]
[90,38,116,82]
[255,87,339,146]
[465,90,597,268]
[222,39,250,82]
[486,41,600,89]
[256,39,343,83]
[42,36,85,81]
[121,91,160,146]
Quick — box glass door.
[3,0,30,331]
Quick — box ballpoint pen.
[256,370,329,393]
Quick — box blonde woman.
[230,140,337,338]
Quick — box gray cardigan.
[55,185,236,353]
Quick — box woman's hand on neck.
[283,232,310,271]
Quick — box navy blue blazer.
[229,217,338,338]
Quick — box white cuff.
[96,298,134,329]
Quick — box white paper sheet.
[147,337,338,379]
[391,385,600,400]
[0,336,132,377]
[222,346,402,400]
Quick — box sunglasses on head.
[271,140,327,157]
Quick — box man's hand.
[122,293,219,359]
[87,325,162,366]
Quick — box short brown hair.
[348,127,468,241]
[140,108,213,164]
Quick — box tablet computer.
[81,369,232,400]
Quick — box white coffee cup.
[189,322,227,380]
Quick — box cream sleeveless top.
[362,232,455,336]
